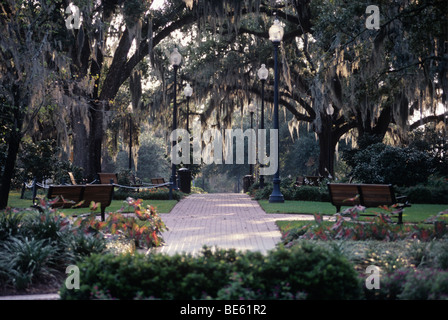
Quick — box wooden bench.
[151,177,168,188]
[45,184,114,221]
[327,183,411,224]
[98,173,118,185]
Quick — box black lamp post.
[268,18,284,203]
[169,48,182,199]
[257,64,269,189]
[128,106,133,171]
[248,101,256,177]
[184,83,193,170]
[326,104,334,179]
[184,83,193,134]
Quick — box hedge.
[59,243,361,300]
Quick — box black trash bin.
[178,168,192,193]
[243,175,254,193]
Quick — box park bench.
[151,177,169,188]
[43,184,114,221]
[98,173,118,184]
[327,183,411,224]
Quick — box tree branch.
[409,112,448,131]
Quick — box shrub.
[0,236,58,290]
[0,208,25,241]
[405,240,448,270]
[343,142,434,187]
[65,232,108,261]
[59,243,361,300]
[293,186,324,201]
[398,268,448,299]
[365,268,448,300]
[397,180,448,204]
[253,183,299,201]
[22,206,71,243]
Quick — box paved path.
[155,193,313,255]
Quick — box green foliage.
[408,127,448,176]
[23,207,71,243]
[397,179,448,204]
[0,236,58,290]
[0,196,168,291]
[343,142,434,187]
[12,138,83,187]
[365,268,448,300]
[15,139,61,183]
[293,185,330,202]
[59,244,361,300]
[0,204,100,290]
[0,208,24,241]
[65,232,107,261]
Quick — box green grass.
[258,200,448,223]
[6,191,178,214]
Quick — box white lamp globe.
[170,48,182,66]
[184,83,193,97]
[269,19,284,43]
[258,64,269,81]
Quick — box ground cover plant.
[0,197,167,295]
[277,206,448,299]
[281,206,448,244]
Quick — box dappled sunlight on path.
[156,193,314,255]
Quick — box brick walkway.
[155,193,314,255]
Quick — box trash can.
[178,168,192,193]
[243,175,254,193]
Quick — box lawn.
[258,200,448,223]
[6,191,178,214]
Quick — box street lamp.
[326,104,334,179]
[248,101,256,177]
[127,105,133,171]
[184,83,193,133]
[257,64,269,189]
[170,48,182,198]
[268,18,284,203]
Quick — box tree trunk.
[318,124,336,178]
[0,86,24,209]
[0,128,22,209]
[71,102,90,178]
[86,102,104,181]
